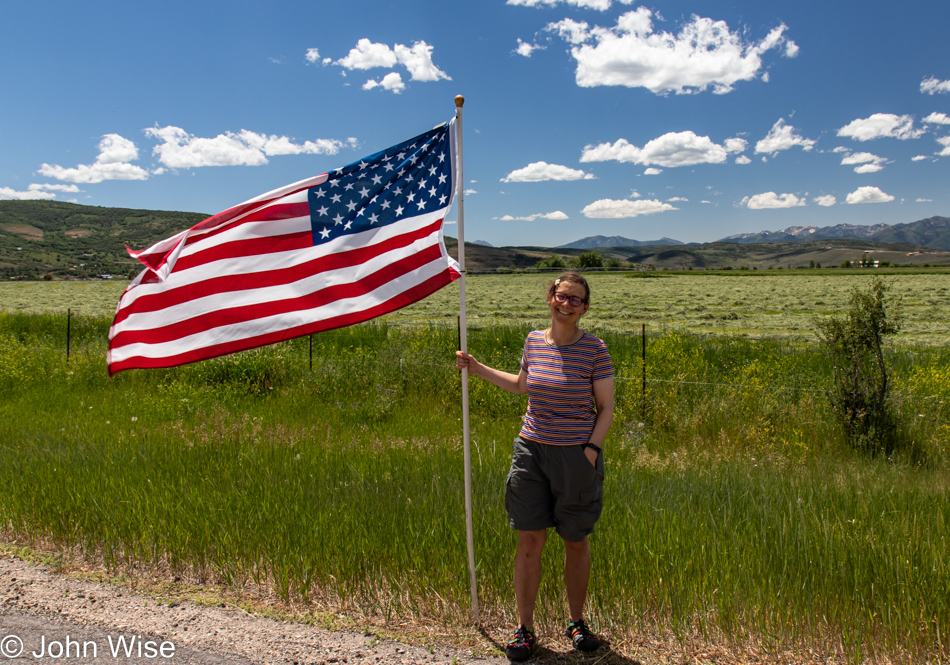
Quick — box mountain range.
[718,217,950,249]
[562,217,950,252]
[559,235,684,249]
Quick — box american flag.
[108,119,460,375]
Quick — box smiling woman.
[454,271,615,660]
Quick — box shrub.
[577,251,604,269]
[536,254,566,269]
[815,278,902,455]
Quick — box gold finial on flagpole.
[455,95,465,108]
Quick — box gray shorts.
[504,436,604,542]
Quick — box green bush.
[577,251,604,269]
[535,254,566,269]
[815,278,902,455]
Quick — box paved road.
[0,612,255,665]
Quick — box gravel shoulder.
[0,553,509,665]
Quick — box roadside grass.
[1,311,948,662]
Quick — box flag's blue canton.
[308,124,452,246]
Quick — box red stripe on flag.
[107,269,457,374]
[177,201,312,253]
[171,230,314,273]
[110,242,443,348]
[129,192,318,273]
[111,218,444,327]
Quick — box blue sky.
[2,0,948,247]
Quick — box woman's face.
[547,280,589,326]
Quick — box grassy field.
[3,270,950,344]
[1,275,949,662]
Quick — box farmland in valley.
[4,271,949,345]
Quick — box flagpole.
[455,94,479,625]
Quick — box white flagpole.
[455,94,479,625]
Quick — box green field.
[1,275,949,663]
[3,271,950,344]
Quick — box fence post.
[640,323,646,420]
[66,308,72,363]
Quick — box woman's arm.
[584,376,615,465]
[455,350,528,394]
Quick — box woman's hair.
[546,271,590,304]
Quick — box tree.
[536,254,566,269]
[815,278,902,454]
[577,251,604,269]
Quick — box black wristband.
[583,442,602,455]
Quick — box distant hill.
[719,217,950,250]
[2,201,949,279]
[0,200,208,279]
[472,239,494,247]
[559,235,684,249]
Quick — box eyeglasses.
[553,292,586,307]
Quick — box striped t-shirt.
[518,329,614,446]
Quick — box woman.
[456,271,614,661]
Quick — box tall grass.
[0,311,948,661]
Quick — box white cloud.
[667,196,688,202]
[924,112,950,125]
[724,137,748,154]
[840,151,883,165]
[497,211,570,221]
[938,136,950,156]
[582,131,745,167]
[837,113,924,141]
[755,119,816,155]
[735,155,752,164]
[547,8,797,94]
[814,195,836,207]
[840,151,887,173]
[846,186,895,204]
[581,198,676,218]
[500,161,595,182]
[363,72,406,93]
[38,133,149,183]
[305,48,323,64]
[393,42,451,81]
[145,126,355,168]
[335,39,449,86]
[464,189,477,196]
[741,192,806,209]
[30,183,81,193]
[507,0,626,9]
[643,167,662,175]
[912,155,930,161]
[97,134,139,164]
[0,186,56,200]
[336,39,398,70]
[515,39,545,57]
[547,18,591,45]
[917,197,933,202]
[921,77,950,95]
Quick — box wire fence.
[21,309,950,404]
